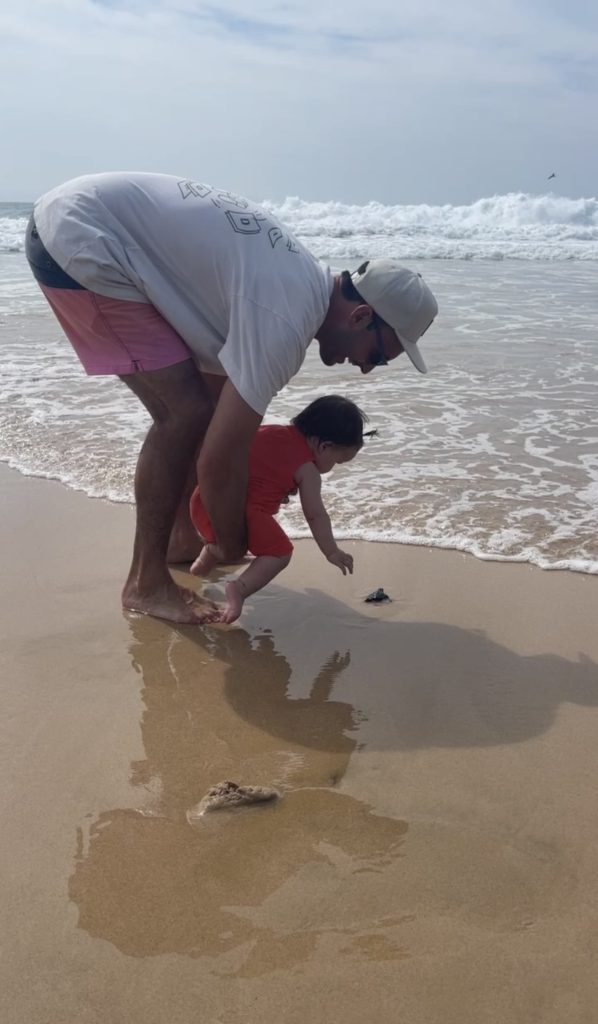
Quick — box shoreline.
[2,462,598,1023]
[2,457,597,578]
[3,251,598,580]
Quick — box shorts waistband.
[25,215,85,290]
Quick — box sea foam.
[2,192,598,260]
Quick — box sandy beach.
[2,461,598,1024]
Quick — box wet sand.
[2,462,598,1024]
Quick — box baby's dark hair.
[292,395,368,448]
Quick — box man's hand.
[206,542,248,564]
[326,548,354,575]
[196,381,263,559]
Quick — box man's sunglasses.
[369,314,388,367]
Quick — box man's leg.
[119,359,218,624]
[166,371,227,564]
[26,263,217,623]
[165,454,204,564]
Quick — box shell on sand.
[186,780,280,822]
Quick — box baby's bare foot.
[190,548,218,576]
[219,580,245,623]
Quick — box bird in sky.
[547,172,556,180]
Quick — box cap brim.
[396,333,427,374]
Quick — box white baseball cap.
[351,259,438,373]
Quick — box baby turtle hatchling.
[365,588,391,603]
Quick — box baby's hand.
[281,486,298,506]
[327,548,354,576]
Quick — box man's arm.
[295,463,353,575]
[196,380,263,560]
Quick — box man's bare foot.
[122,581,220,624]
[219,580,245,624]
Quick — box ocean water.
[1,194,597,574]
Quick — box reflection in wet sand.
[125,612,361,815]
[70,790,408,968]
[69,612,411,969]
[68,585,597,980]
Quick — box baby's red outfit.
[190,425,315,557]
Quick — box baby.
[189,395,368,623]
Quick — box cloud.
[1,0,597,202]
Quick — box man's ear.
[348,303,374,329]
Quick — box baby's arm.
[295,463,353,575]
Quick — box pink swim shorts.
[39,284,192,376]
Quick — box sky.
[1,0,597,204]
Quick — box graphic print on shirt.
[226,210,263,235]
[177,180,300,252]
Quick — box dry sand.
[1,462,598,1024]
